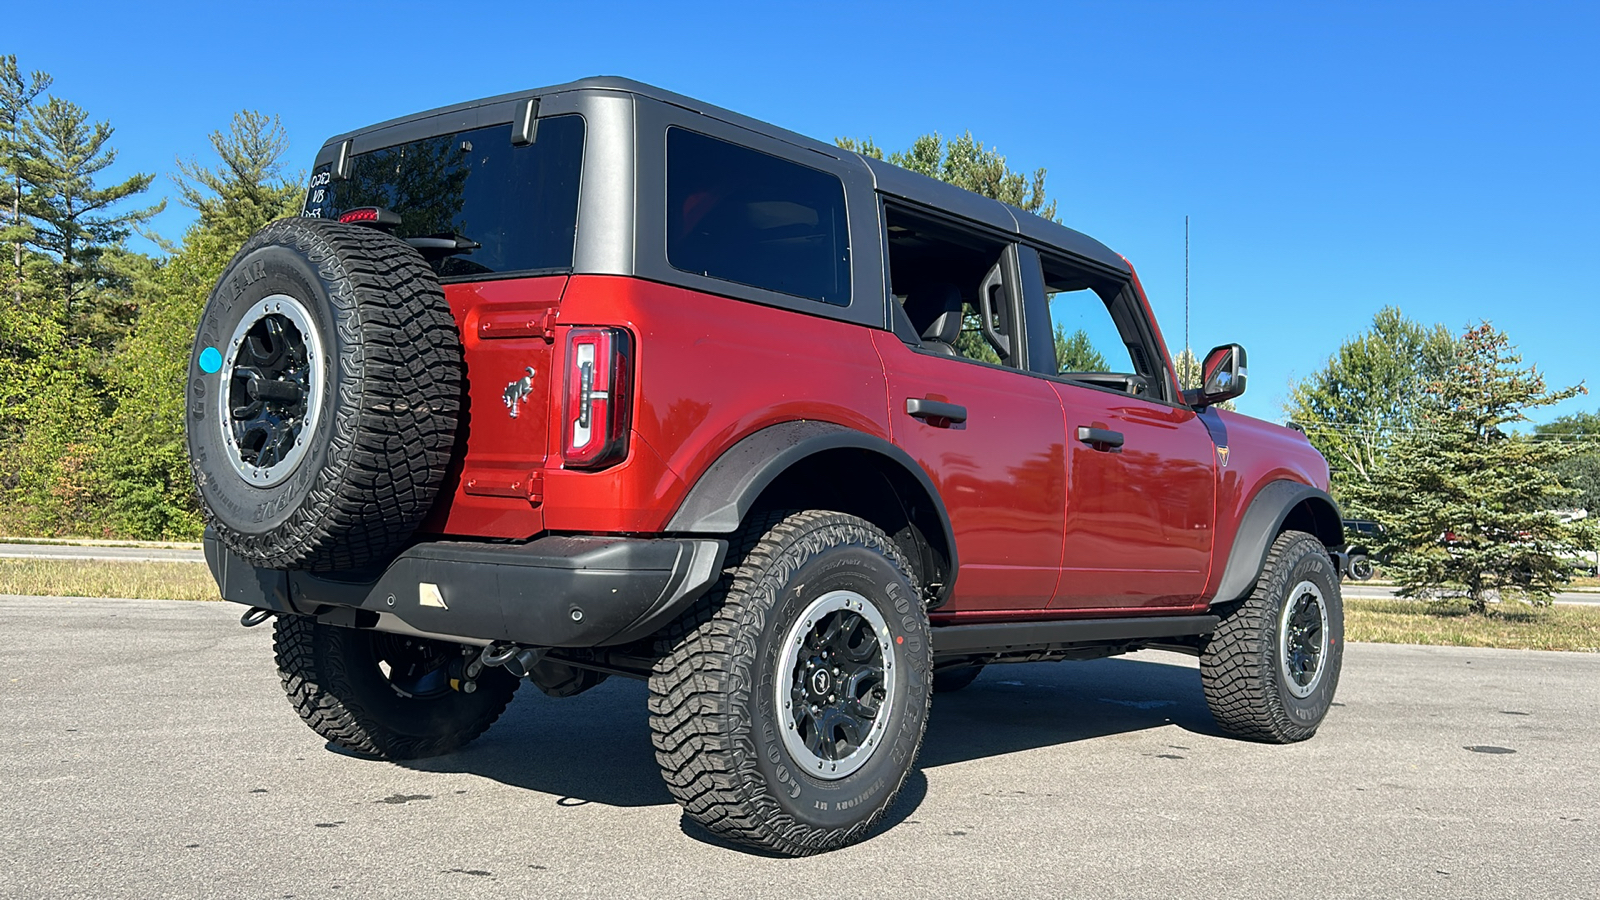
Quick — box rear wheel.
[1201,530,1343,743]
[648,511,932,856]
[273,615,518,760]
[1347,553,1375,581]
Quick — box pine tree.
[0,55,51,309]
[1056,325,1107,372]
[1350,323,1594,612]
[20,95,163,330]
[172,110,301,249]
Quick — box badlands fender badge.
[1217,446,1230,467]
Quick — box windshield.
[302,114,585,279]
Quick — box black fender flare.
[1212,480,1343,605]
[665,420,958,605]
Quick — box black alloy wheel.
[222,301,320,482]
[778,592,895,779]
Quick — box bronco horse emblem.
[503,367,536,418]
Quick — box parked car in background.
[1340,519,1384,581]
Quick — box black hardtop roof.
[321,76,1127,274]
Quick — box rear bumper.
[205,531,726,648]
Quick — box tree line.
[1288,309,1598,612]
[0,54,301,538]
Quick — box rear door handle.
[906,397,968,424]
[1076,426,1124,449]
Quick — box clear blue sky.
[12,0,1598,424]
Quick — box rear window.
[666,128,850,306]
[303,114,584,279]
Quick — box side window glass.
[666,128,851,305]
[1043,259,1151,396]
[1049,285,1133,374]
[884,205,1019,367]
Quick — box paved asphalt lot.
[2,597,1595,900]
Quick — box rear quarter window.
[666,128,850,306]
[304,114,585,280]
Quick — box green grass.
[3,559,1596,652]
[1345,596,1600,652]
[0,558,220,602]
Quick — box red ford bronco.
[189,77,1344,855]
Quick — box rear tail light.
[562,327,633,469]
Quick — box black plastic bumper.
[204,531,727,648]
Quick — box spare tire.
[186,217,462,571]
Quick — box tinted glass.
[666,128,850,305]
[1044,267,1134,374]
[303,114,585,279]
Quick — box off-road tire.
[273,615,518,760]
[1201,530,1343,743]
[932,664,984,693]
[648,510,933,856]
[187,217,461,571]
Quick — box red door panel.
[1051,383,1216,609]
[874,333,1065,612]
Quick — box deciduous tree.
[837,132,1055,220]
[1286,307,1454,502]
[1534,411,1600,519]
[94,110,303,538]
[837,130,1057,365]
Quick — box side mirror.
[1185,343,1247,408]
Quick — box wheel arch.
[665,420,957,607]
[1212,480,1343,605]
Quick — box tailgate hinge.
[464,469,545,506]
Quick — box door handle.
[1076,426,1124,449]
[906,397,968,424]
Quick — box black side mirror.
[1184,343,1247,408]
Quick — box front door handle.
[906,397,968,424]
[1076,426,1124,449]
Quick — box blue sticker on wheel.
[198,346,223,374]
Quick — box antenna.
[1184,215,1191,385]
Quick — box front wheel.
[273,616,519,760]
[1347,554,1375,581]
[648,511,932,856]
[1201,530,1343,743]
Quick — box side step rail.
[931,615,1219,657]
